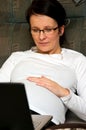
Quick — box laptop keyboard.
[31,115,52,130]
[33,120,41,129]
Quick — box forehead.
[30,14,57,27]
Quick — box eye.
[45,28,52,32]
[31,28,39,32]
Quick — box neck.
[37,47,62,54]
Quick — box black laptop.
[0,83,52,130]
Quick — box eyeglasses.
[31,26,58,35]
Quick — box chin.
[37,46,52,54]
[39,50,51,54]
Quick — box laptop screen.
[0,82,34,130]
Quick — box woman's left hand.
[27,76,70,97]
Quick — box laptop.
[0,82,52,130]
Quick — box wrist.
[60,88,70,97]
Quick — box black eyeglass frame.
[31,26,59,34]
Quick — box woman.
[0,0,86,125]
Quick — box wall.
[60,0,86,55]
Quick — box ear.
[58,25,65,36]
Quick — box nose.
[39,31,47,40]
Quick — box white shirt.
[0,48,86,124]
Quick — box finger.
[27,76,40,82]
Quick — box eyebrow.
[31,25,58,29]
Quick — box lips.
[38,42,49,45]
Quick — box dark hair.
[26,0,67,45]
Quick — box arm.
[0,52,25,82]
[28,75,70,97]
[27,55,86,121]
[61,55,86,121]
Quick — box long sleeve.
[0,48,86,123]
[0,51,28,82]
[61,53,86,121]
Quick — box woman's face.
[30,14,64,54]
